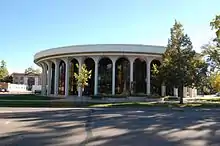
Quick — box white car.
[0,88,6,92]
[216,92,220,97]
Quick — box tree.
[202,43,220,71]
[209,72,220,92]
[2,75,13,83]
[193,57,210,94]
[154,20,206,104]
[202,15,220,71]
[151,64,163,94]
[0,60,9,81]
[25,66,41,74]
[74,64,92,97]
[210,15,220,44]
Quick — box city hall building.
[34,44,171,97]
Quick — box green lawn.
[89,102,220,108]
[0,100,93,107]
[1,94,220,108]
[196,97,220,102]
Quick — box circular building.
[34,44,166,97]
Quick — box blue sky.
[0,0,219,73]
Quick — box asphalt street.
[1,108,220,146]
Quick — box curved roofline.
[34,44,166,62]
[40,43,166,52]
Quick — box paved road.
[1,108,220,146]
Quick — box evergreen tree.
[155,20,207,104]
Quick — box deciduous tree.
[210,72,220,92]
[210,15,220,44]
[0,60,9,81]
[74,64,92,97]
[25,66,41,74]
[202,15,220,71]
[2,75,13,83]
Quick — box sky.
[0,0,219,74]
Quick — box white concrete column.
[53,59,60,96]
[112,57,116,95]
[183,87,187,98]
[40,72,44,94]
[46,62,52,96]
[41,63,47,96]
[34,77,38,85]
[94,58,98,95]
[174,87,178,97]
[24,77,28,85]
[130,60,134,84]
[189,88,193,98]
[40,73,43,86]
[77,57,83,97]
[194,88,197,97]
[161,85,166,96]
[146,58,152,95]
[64,58,70,97]
[44,64,47,95]
[129,57,135,94]
[129,58,135,84]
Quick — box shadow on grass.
[0,94,61,100]
[1,108,220,145]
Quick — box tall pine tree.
[156,20,205,104]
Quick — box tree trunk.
[179,85,184,104]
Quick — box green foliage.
[0,60,9,81]
[202,44,220,71]
[209,72,220,92]
[151,63,163,93]
[161,20,195,87]
[153,20,208,103]
[25,66,41,74]
[202,15,220,71]
[210,15,220,43]
[74,64,92,88]
[2,75,13,83]
[193,59,210,91]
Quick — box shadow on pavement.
[0,108,220,146]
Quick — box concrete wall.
[8,84,27,92]
[32,85,42,92]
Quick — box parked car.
[216,92,220,97]
[0,88,6,92]
[0,88,9,92]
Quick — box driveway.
[0,108,220,146]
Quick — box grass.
[196,97,220,102]
[89,102,220,108]
[0,94,60,100]
[1,94,220,108]
[0,100,95,107]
